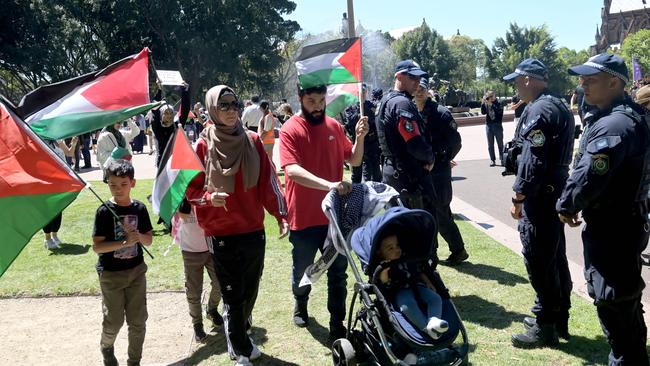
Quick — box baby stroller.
[325,189,469,365]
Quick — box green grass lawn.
[0,179,616,365]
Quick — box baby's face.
[379,235,402,261]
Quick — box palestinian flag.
[17,48,161,140]
[152,128,204,224]
[296,37,362,89]
[326,83,360,117]
[0,96,85,277]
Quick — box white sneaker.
[51,236,62,248]
[403,353,418,365]
[44,238,58,250]
[235,355,253,366]
[426,317,449,339]
[249,341,262,361]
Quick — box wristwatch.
[511,197,525,204]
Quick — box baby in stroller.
[376,232,449,340]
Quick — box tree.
[487,23,570,95]
[447,35,488,91]
[620,29,650,80]
[0,0,300,104]
[392,19,457,81]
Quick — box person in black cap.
[414,77,468,265]
[376,60,435,212]
[557,53,650,366]
[503,58,575,348]
[344,84,382,183]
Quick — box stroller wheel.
[331,338,356,366]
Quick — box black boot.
[328,321,347,344]
[194,322,208,342]
[512,323,559,348]
[101,346,119,366]
[293,301,309,327]
[207,309,224,328]
[523,316,570,340]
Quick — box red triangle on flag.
[81,48,151,111]
[170,130,204,171]
[338,38,362,81]
[0,104,85,198]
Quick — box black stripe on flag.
[296,37,359,62]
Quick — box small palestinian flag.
[296,37,362,89]
[17,48,161,140]
[0,96,85,277]
[326,83,360,117]
[152,128,204,224]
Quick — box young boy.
[172,198,223,342]
[92,159,153,366]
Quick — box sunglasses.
[217,101,240,111]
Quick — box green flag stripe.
[326,94,360,117]
[30,102,162,140]
[0,191,80,277]
[298,68,358,89]
[158,169,201,224]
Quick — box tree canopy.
[620,29,650,80]
[0,0,300,104]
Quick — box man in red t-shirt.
[279,84,368,342]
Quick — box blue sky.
[286,0,604,51]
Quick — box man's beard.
[301,105,325,125]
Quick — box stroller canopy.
[351,207,437,275]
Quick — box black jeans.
[209,230,265,358]
[290,225,348,325]
[519,197,572,325]
[43,213,62,233]
[486,123,504,162]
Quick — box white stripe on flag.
[152,157,179,215]
[296,52,343,75]
[25,82,101,123]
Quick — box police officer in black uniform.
[503,59,575,348]
[376,60,435,210]
[344,84,381,183]
[414,77,469,265]
[557,54,650,366]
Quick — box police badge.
[591,154,609,175]
[404,121,414,132]
[529,130,545,147]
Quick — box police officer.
[557,54,649,366]
[376,60,435,210]
[344,84,382,183]
[414,77,469,265]
[503,59,575,348]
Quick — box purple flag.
[633,58,643,82]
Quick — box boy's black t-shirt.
[93,200,153,272]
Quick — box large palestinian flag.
[0,96,85,277]
[296,37,362,89]
[152,128,203,224]
[17,48,161,140]
[326,83,360,117]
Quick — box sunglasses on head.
[217,100,239,111]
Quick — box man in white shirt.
[241,95,263,129]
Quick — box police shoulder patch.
[529,129,545,147]
[398,109,414,119]
[590,153,609,175]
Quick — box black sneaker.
[194,322,208,342]
[293,301,309,327]
[523,316,570,340]
[444,249,469,266]
[101,346,119,366]
[208,310,224,328]
[512,323,559,348]
[328,322,347,344]
[490,161,496,167]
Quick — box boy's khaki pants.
[182,250,221,324]
[99,262,148,364]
